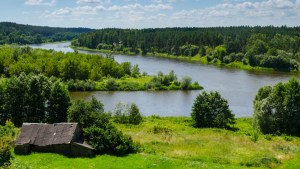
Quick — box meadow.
[10,117,300,169]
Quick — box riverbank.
[74,46,299,74]
[11,117,300,169]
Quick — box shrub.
[191,91,235,128]
[128,104,143,125]
[83,124,137,156]
[0,121,15,167]
[68,98,138,156]
[113,103,143,125]
[180,76,192,90]
[105,78,118,91]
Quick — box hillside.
[0,22,93,45]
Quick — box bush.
[253,78,300,135]
[113,103,143,125]
[68,98,138,156]
[128,104,143,125]
[83,124,137,156]
[191,91,235,128]
[180,76,192,90]
[0,121,15,167]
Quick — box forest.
[0,22,92,45]
[0,46,201,91]
[72,26,300,72]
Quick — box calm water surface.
[30,42,299,117]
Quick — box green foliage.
[83,124,137,156]
[131,64,140,78]
[47,81,71,123]
[129,104,143,125]
[74,27,300,72]
[180,76,192,90]
[253,78,300,135]
[0,121,15,167]
[10,117,300,169]
[68,97,105,128]
[145,71,202,91]
[1,73,70,126]
[113,102,143,125]
[0,22,92,45]
[191,91,235,128]
[0,46,128,81]
[66,79,96,91]
[68,98,137,155]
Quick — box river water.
[30,42,299,117]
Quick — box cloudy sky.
[0,0,300,28]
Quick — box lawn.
[11,117,300,169]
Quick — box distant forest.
[73,26,300,71]
[0,22,92,44]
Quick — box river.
[30,42,299,117]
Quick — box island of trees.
[72,26,300,72]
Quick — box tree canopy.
[191,91,235,129]
[0,22,92,45]
[253,78,300,136]
[0,73,70,126]
[73,26,300,72]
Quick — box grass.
[10,117,300,169]
[94,76,202,91]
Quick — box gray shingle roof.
[15,123,79,146]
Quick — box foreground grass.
[11,117,300,169]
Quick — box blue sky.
[0,0,300,28]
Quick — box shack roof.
[15,123,79,147]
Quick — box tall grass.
[11,117,300,169]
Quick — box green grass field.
[11,117,300,169]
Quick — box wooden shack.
[14,123,94,157]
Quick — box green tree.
[0,121,15,167]
[180,76,192,90]
[191,91,235,128]
[253,78,300,135]
[131,64,140,78]
[128,103,142,125]
[68,97,105,128]
[47,81,71,123]
[5,73,28,126]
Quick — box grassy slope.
[11,117,300,169]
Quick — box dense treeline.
[0,46,129,80]
[73,26,300,71]
[0,73,70,127]
[0,22,92,45]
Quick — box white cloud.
[49,5,104,17]
[107,3,172,11]
[76,0,110,5]
[172,0,299,21]
[40,0,300,28]
[114,10,145,22]
[24,0,56,6]
[296,0,300,8]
